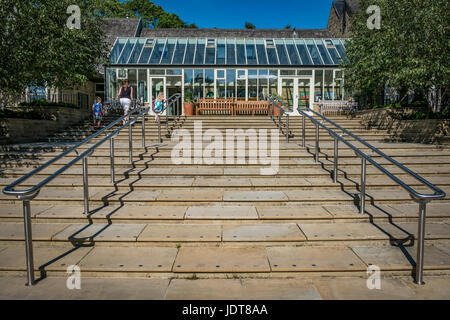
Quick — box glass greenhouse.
[105,37,348,114]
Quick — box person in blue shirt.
[92,97,104,129]
[153,91,165,122]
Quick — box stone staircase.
[0,113,450,298]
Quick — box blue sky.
[152,0,335,29]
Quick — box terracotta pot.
[184,102,194,116]
[273,104,281,117]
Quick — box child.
[153,92,165,122]
[92,97,104,129]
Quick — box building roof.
[109,37,348,67]
[140,28,331,39]
[332,1,346,18]
[102,18,143,51]
[345,0,361,15]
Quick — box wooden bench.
[196,98,269,116]
[234,101,269,116]
[196,98,234,115]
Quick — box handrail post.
[166,109,169,133]
[22,199,34,286]
[286,114,289,143]
[333,136,339,183]
[315,122,319,162]
[278,110,281,132]
[141,113,146,148]
[302,114,306,147]
[110,137,115,184]
[360,157,366,214]
[415,199,428,285]
[158,114,162,143]
[82,157,89,215]
[129,121,133,163]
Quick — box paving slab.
[376,222,450,240]
[223,168,261,175]
[138,224,221,242]
[388,204,450,217]
[250,177,312,187]
[298,222,388,241]
[434,243,450,256]
[323,204,404,218]
[284,190,350,201]
[0,223,70,241]
[52,223,146,242]
[223,224,305,242]
[185,206,258,219]
[165,278,322,300]
[130,177,194,187]
[351,245,450,270]
[171,167,223,175]
[156,190,222,202]
[313,277,417,300]
[111,206,187,220]
[266,246,366,272]
[193,177,252,187]
[30,188,101,201]
[78,247,177,272]
[0,277,169,300]
[36,205,91,219]
[0,205,52,218]
[223,191,287,201]
[99,190,160,202]
[400,276,450,299]
[173,247,270,272]
[0,245,92,271]
[257,205,332,219]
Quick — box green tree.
[245,21,256,29]
[284,24,291,29]
[343,0,449,112]
[0,0,108,110]
[95,0,197,29]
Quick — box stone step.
[1,243,450,277]
[1,202,448,223]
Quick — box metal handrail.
[2,103,149,286]
[267,95,293,142]
[155,94,182,143]
[305,109,445,201]
[290,102,445,286]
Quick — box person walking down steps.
[118,79,133,125]
[153,91,165,123]
[92,97,104,129]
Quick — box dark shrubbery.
[0,109,53,120]
[19,99,78,109]
[401,110,450,120]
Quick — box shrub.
[19,100,78,109]
[0,109,53,120]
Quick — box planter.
[184,102,194,116]
[273,105,281,117]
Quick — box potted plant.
[184,90,194,116]
[271,93,283,117]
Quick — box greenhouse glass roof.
[109,38,347,66]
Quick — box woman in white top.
[118,79,133,124]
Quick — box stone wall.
[0,106,90,145]
[359,108,450,145]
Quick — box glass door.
[280,78,295,108]
[297,77,313,109]
[149,77,166,114]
